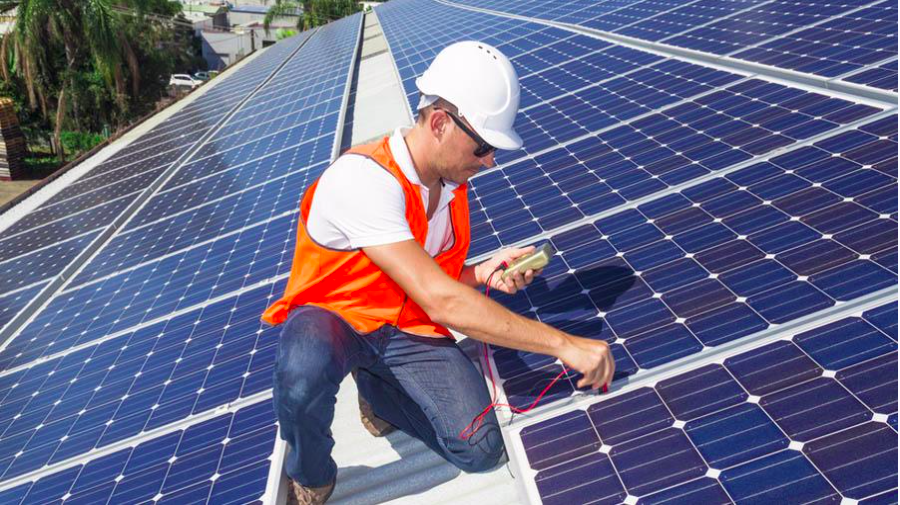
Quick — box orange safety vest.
[261,136,471,338]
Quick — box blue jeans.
[273,305,504,487]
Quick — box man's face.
[432,108,496,185]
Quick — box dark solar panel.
[513,303,897,502]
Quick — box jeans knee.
[451,443,504,473]
[275,311,349,408]
[443,429,505,473]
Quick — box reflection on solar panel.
[375,0,895,502]
[0,12,362,503]
[449,0,898,92]
[0,0,895,501]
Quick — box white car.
[169,74,201,89]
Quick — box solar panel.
[481,112,896,414]
[376,0,895,502]
[0,399,277,505]
[0,232,101,297]
[508,302,897,503]
[0,284,50,335]
[0,0,894,501]
[446,0,897,93]
[0,12,362,503]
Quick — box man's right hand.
[557,336,616,390]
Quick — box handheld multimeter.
[500,242,556,281]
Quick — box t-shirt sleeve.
[306,155,414,249]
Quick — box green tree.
[0,0,163,161]
[263,0,361,33]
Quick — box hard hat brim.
[477,125,523,151]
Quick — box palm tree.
[0,0,140,161]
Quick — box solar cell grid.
[447,0,897,92]
[46,151,182,205]
[94,128,214,176]
[0,284,49,335]
[615,0,768,42]
[80,156,318,279]
[0,221,295,371]
[484,113,896,410]
[0,0,894,500]
[0,14,361,498]
[0,284,280,481]
[161,131,332,191]
[2,192,138,239]
[504,57,742,163]
[26,166,169,225]
[728,1,897,79]
[511,302,897,503]
[0,198,130,260]
[168,112,335,183]
[0,399,277,505]
[467,81,884,257]
[129,158,326,233]
[0,231,100,297]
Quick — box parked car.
[169,74,201,89]
[193,71,211,81]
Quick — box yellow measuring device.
[500,242,556,281]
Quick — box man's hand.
[557,336,615,390]
[476,246,544,295]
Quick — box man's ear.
[429,108,448,141]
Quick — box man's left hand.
[476,246,544,295]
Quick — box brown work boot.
[350,369,397,437]
[358,393,397,437]
[287,478,335,505]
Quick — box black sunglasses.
[435,107,496,158]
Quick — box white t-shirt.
[306,127,459,257]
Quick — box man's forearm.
[438,282,570,358]
[459,264,481,288]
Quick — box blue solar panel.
[0,231,100,297]
[466,81,881,256]
[0,399,276,504]
[845,57,899,91]
[0,13,362,503]
[375,6,896,500]
[0,0,894,501]
[0,283,281,480]
[0,199,130,258]
[513,303,897,503]
[447,0,897,91]
[0,284,49,335]
[481,114,895,411]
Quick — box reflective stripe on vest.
[261,136,471,337]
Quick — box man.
[263,41,615,505]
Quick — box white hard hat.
[416,41,522,151]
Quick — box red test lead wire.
[460,266,573,440]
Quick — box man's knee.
[444,428,506,473]
[275,308,348,403]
